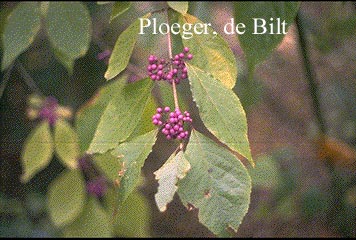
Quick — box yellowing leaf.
[179,13,237,89]
[168,2,189,15]
[154,151,190,212]
[54,120,80,169]
[186,63,253,165]
[105,14,151,80]
[88,78,153,154]
[47,170,86,227]
[21,121,54,183]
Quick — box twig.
[16,61,43,96]
[0,62,15,99]
[165,8,180,110]
[296,12,326,134]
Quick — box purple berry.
[86,177,107,198]
[184,47,189,53]
[164,107,170,112]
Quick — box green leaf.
[54,120,80,169]
[75,76,127,153]
[47,170,86,227]
[179,13,237,89]
[248,154,282,189]
[21,121,54,183]
[63,197,112,237]
[88,78,153,154]
[1,2,41,70]
[111,129,158,204]
[128,94,157,140]
[186,63,253,165]
[168,2,188,15]
[93,151,121,183]
[234,2,300,71]
[113,190,151,237]
[154,151,190,212]
[45,2,91,70]
[105,14,151,80]
[177,130,252,237]
[110,2,131,22]
[52,48,75,74]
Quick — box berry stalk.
[165,8,180,111]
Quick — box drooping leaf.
[179,13,237,89]
[88,78,153,154]
[111,129,158,204]
[52,48,75,74]
[234,2,300,72]
[110,2,131,22]
[63,197,112,237]
[168,2,189,15]
[21,121,54,183]
[75,76,127,153]
[54,120,80,169]
[186,63,253,165]
[46,2,91,71]
[93,151,122,183]
[1,2,41,70]
[47,170,86,227]
[105,14,151,80]
[113,190,151,237]
[178,130,252,237]
[154,151,190,212]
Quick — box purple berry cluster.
[147,47,193,84]
[152,106,192,140]
[97,49,111,65]
[38,96,59,126]
[86,176,108,198]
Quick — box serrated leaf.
[105,14,150,80]
[168,2,188,15]
[111,129,158,204]
[186,63,253,165]
[88,78,153,154]
[93,151,121,183]
[46,2,91,69]
[1,2,41,70]
[75,76,127,153]
[54,120,80,169]
[110,2,131,22]
[177,130,252,237]
[113,190,151,237]
[154,151,190,212]
[63,197,112,237]
[21,121,54,183]
[235,2,300,71]
[179,13,237,89]
[47,170,86,227]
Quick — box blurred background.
[1,1,356,237]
